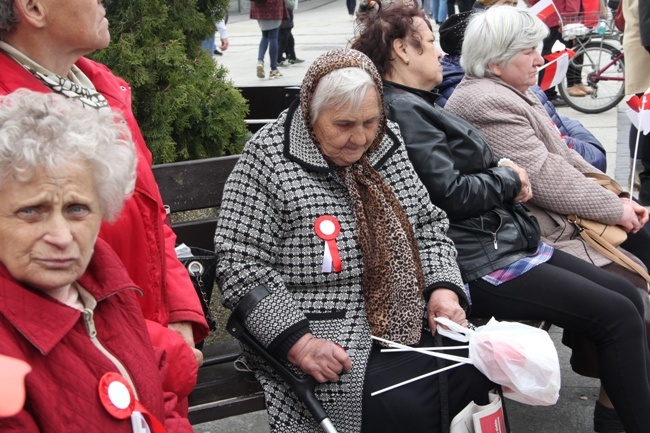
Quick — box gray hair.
[460,6,549,78]
[310,67,378,125]
[0,0,18,38]
[0,90,137,222]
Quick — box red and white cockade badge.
[98,372,166,433]
[314,215,342,273]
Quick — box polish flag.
[538,50,575,91]
[528,0,559,21]
[626,92,650,135]
[628,88,650,194]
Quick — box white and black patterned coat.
[215,101,466,433]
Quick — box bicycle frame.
[586,50,624,84]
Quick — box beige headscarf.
[301,49,425,345]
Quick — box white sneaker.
[269,69,282,79]
[256,61,265,79]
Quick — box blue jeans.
[202,36,216,54]
[258,27,280,71]
[429,0,448,22]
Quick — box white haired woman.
[215,49,495,433]
[0,0,208,416]
[0,90,191,432]
[445,7,650,432]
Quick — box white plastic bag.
[436,317,561,406]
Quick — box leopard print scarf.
[301,49,425,345]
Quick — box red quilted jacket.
[0,52,208,343]
[0,239,193,433]
[0,51,205,416]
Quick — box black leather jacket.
[384,81,540,282]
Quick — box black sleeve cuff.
[423,282,470,313]
[268,319,311,360]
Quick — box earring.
[405,59,410,65]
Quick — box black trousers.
[469,250,650,433]
[361,331,495,433]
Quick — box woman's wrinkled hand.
[619,198,647,233]
[500,160,533,202]
[287,334,352,383]
[427,288,467,334]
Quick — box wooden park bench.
[153,154,267,425]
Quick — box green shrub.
[91,0,249,163]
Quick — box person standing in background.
[278,0,305,66]
[202,19,230,57]
[429,0,449,23]
[529,0,580,106]
[251,0,288,79]
[623,0,650,205]
[347,0,357,19]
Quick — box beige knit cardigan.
[446,76,625,267]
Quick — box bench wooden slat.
[189,362,265,424]
[153,155,239,213]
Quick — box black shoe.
[550,96,568,107]
[213,49,223,56]
[593,401,624,433]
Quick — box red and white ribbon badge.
[314,215,342,273]
[98,372,166,433]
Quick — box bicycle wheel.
[558,42,625,114]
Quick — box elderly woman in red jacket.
[0,0,208,415]
[0,90,193,432]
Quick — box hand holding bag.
[435,317,561,406]
[375,318,561,406]
[567,173,650,283]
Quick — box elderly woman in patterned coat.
[214,49,494,433]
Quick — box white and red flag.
[626,92,650,135]
[538,49,575,91]
[528,0,559,21]
[627,88,650,194]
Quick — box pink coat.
[0,239,193,433]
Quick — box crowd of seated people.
[2,1,649,433]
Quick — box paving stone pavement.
[197,1,635,430]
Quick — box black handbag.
[179,247,217,333]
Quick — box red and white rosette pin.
[314,215,342,273]
[98,372,166,433]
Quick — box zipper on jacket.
[480,212,504,250]
[83,308,140,400]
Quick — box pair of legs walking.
[469,250,650,433]
[257,27,281,79]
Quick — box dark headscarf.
[301,49,425,346]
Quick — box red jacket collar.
[0,238,139,355]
